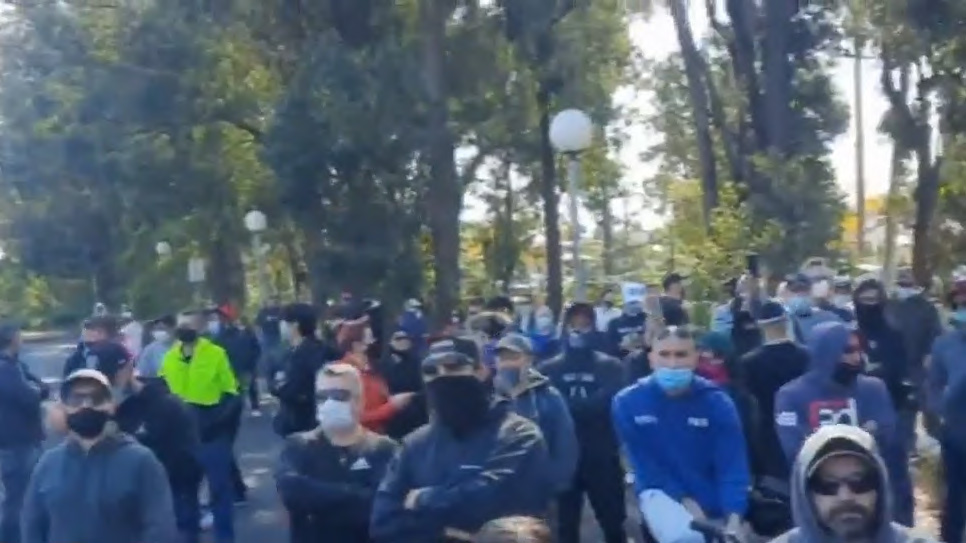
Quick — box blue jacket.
[0,354,45,448]
[500,369,578,493]
[527,333,561,362]
[774,321,913,525]
[612,376,750,518]
[788,306,842,343]
[370,400,551,543]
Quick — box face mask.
[151,330,170,343]
[832,295,851,309]
[426,376,490,437]
[653,367,694,391]
[534,316,554,333]
[316,400,356,433]
[787,296,811,314]
[568,331,589,349]
[494,367,525,394]
[66,408,111,439]
[896,287,919,300]
[832,362,862,387]
[280,321,293,340]
[207,321,221,336]
[175,328,198,343]
[696,359,729,385]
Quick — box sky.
[462,4,895,229]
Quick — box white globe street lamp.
[549,108,594,302]
[244,209,271,305]
[244,209,267,233]
[155,241,171,258]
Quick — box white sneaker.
[200,511,214,531]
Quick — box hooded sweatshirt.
[774,321,913,525]
[21,432,179,543]
[768,425,937,543]
[612,375,751,519]
[498,368,578,493]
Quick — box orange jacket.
[342,354,397,433]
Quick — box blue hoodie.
[774,321,914,525]
[612,375,750,518]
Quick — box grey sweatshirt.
[21,432,178,543]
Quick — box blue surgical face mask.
[568,330,588,349]
[788,296,811,314]
[952,309,966,325]
[494,366,525,393]
[653,367,694,391]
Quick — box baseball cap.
[757,300,788,325]
[61,368,112,398]
[805,438,877,479]
[495,333,533,355]
[786,273,812,291]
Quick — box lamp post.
[244,209,270,306]
[549,108,593,302]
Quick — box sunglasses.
[316,388,353,402]
[808,472,878,496]
[63,389,111,408]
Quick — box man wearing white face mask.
[276,362,399,543]
[137,315,177,379]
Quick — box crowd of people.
[0,266,962,543]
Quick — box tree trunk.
[881,66,908,287]
[669,0,718,228]
[420,0,461,329]
[762,0,794,154]
[601,192,614,277]
[853,46,867,257]
[207,234,246,306]
[538,88,563,318]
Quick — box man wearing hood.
[493,333,578,495]
[768,424,936,543]
[926,278,966,543]
[785,273,842,343]
[378,330,428,440]
[774,321,913,525]
[613,326,750,543]
[852,279,915,457]
[540,302,627,543]
[370,338,552,543]
[21,369,179,543]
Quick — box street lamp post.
[244,210,270,306]
[549,108,594,302]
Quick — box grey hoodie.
[21,431,178,543]
[768,425,936,543]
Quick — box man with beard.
[540,303,627,543]
[768,425,936,543]
[774,322,913,526]
[370,337,552,543]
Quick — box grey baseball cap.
[61,368,112,398]
[495,333,533,355]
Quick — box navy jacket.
[370,400,551,543]
[0,354,46,448]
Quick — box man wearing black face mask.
[539,303,627,543]
[370,337,553,543]
[21,369,178,543]
[774,321,913,526]
[379,330,428,440]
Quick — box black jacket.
[377,349,428,440]
[114,381,201,485]
[213,326,261,374]
[739,341,809,479]
[539,348,625,456]
[63,340,130,378]
[370,400,551,543]
[0,354,46,448]
[276,428,398,543]
[272,337,339,436]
